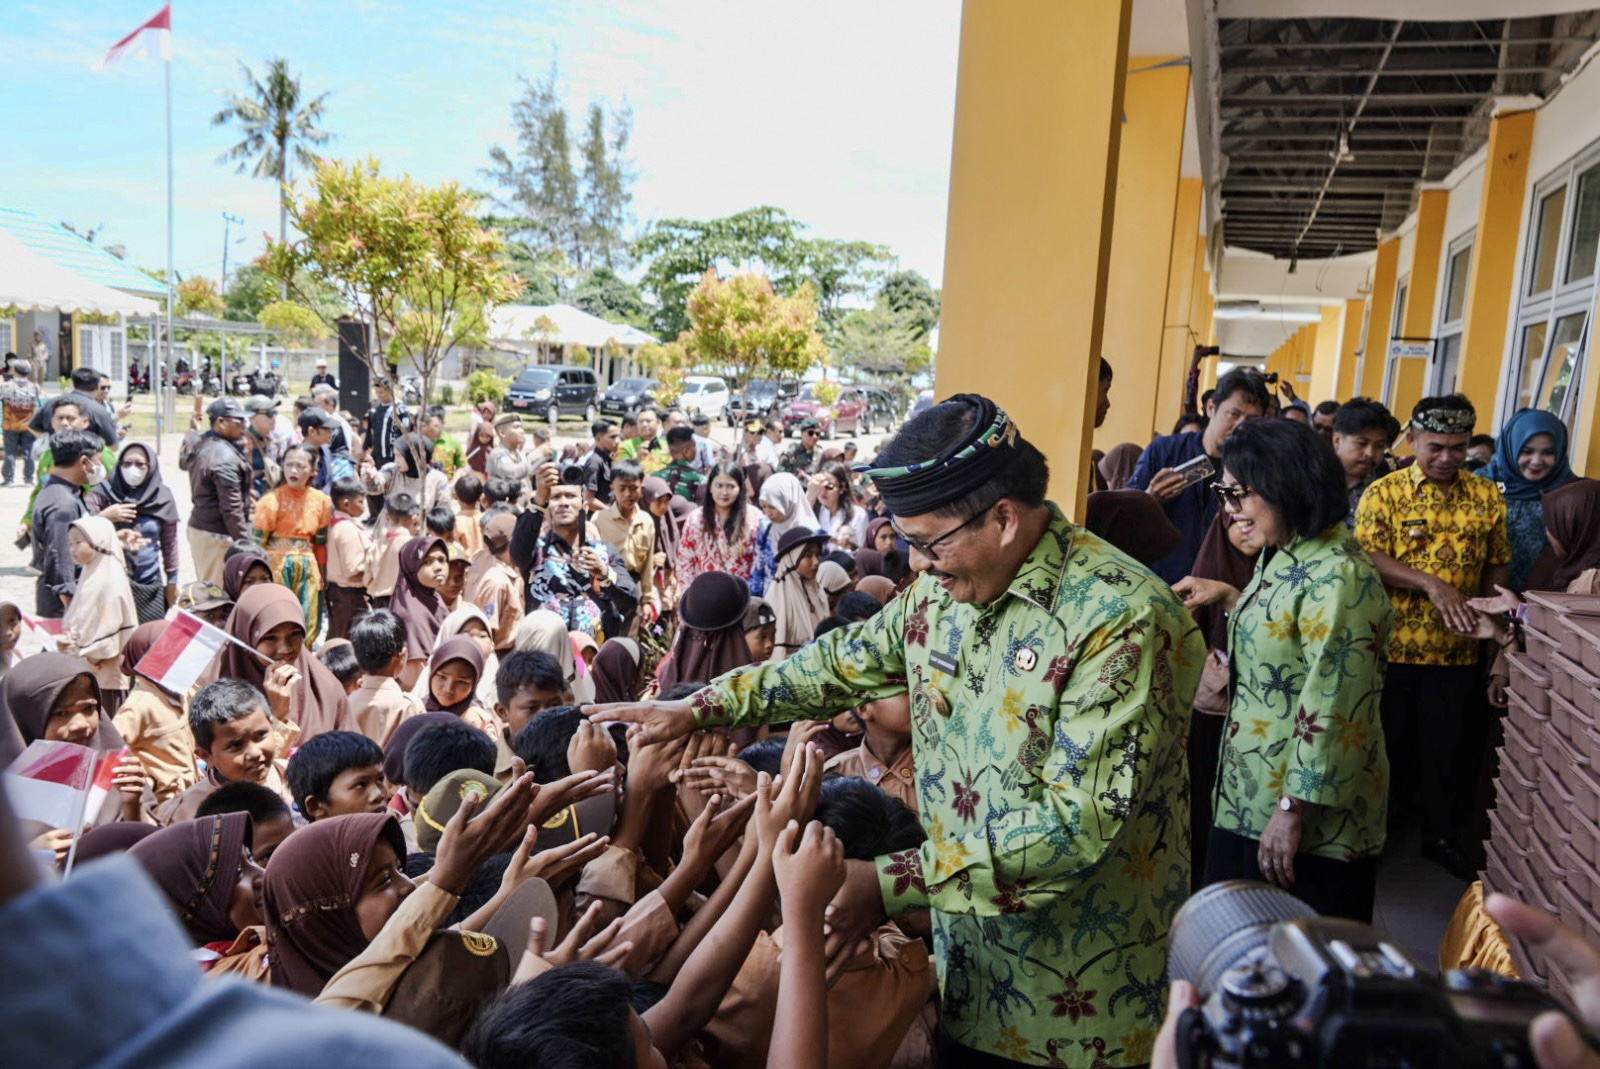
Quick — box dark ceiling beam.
[1226,177,1416,193]
[1221,91,1492,107]
[1220,114,1481,124]
[1216,36,1593,52]
[1222,61,1546,77]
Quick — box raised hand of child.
[514,901,634,983]
[517,829,610,890]
[566,719,617,775]
[680,792,757,876]
[526,767,614,829]
[625,727,688,798]
[111,755,149,820]
[780,719,829,776]
[431,772,540,896]
[681,755,757,802]
[262,661,301,722]
[773,820,846,921]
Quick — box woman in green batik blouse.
[1175,418,1394,922]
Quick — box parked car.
[909,389,935,418]
[854,385,901,435]
[599,377,659,417]
[780,384,868,438]
[506,366,599,423]
[724,378,796,426]
[678,376,730,419]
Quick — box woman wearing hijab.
[223,552,274,603]
[3,652,150,855]
[1098,442,1144,490]
[422,637,495,735]
[465,415,498,477]
[513,609,592,703]
[641,476,690,614]
[74,821,158,862]
[1085,490,1184,567]
[816,559,852,614]
[1481,409,1577,590]
[411,605,499,712]
[113,620,199,804]
[854,574,898,605]
[590,638,643,704]
[1527,478,1600,593]
[656,573,755,693]
[207,584,354,741]
[388,536,452,688]
[758,472,821,541]
[59,516,139,709]
[127,812,270,978]
[87,441,180,623]
[363,432,450,516]
[766,528,831,662]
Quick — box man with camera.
[523,463,638,640]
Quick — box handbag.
[1193,648,1232,716]
[130,579,168,624]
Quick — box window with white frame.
[1431,233,1473,396]
[1508,145,1600,425]
[1383,275,1411,407]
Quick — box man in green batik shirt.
[591,395,1205,1068]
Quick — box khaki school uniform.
[468,559,525,654]
[113,679,200,804]
[350,674,424,749]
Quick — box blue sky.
[4,0,960,292]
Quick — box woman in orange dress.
[252,444,333,645]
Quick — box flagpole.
[163,37,174,403]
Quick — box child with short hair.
[424,505,456,542]
[490,650,570,777]
[369,492,421,609]
[348,609,424,748]
[402,718,498,799]
[465,513,524,655]
[825,691,915,813]
[317,639,363,695]
[452,472,485,558]
[155,678,293,825]
[285,730,388,821]
[325,477,374,638]
[194,780,296,862]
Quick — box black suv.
[600,377,659,417]
[724,378,795,427]
[506,366,599,423]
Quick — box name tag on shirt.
[929,650,959,676]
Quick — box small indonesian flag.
[133,610,230,695]
[97,3,172,68]
[4,740,98,832]
[24,614,62,636]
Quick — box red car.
[780,384,868,437]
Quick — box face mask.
[120,465,148,487]
[85,462,107,486]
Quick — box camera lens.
[1168,881,1316,994]
[560,463,586,486]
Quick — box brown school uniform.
[201,926,271,983]
[592,503,656,615]
[350,674,425,749]
[326,514,375,640]
[453,507,484,559]
[113,678,200,804]
[154,762,293,826]
[825,744,917,814]
[369,527,411,602]
[469,559,525,654]
[703,922,936,1069]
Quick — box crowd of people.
[3,349,1600,1069]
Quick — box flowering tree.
[262,157,524,416]
[683,270,826,404]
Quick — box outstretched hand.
[583,698,699,747]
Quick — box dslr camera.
[1169,881,1591,1069]
[559,463,587,486]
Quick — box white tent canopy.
[0,230,159,317]
[487,303,656,352]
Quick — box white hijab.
[513,609,595,703]
[61,517,138,663]
[767,548,829,659]
[758,473,820,540]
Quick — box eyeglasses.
[1212,483,1254,510]
[891,503,994,561]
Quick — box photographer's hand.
[1487,893,1600,1069]
[1151,979,1198,1069]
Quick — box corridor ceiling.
[1201,10,1600,262]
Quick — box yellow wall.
[1192,244,1217,401]
[1460,110,1536,425]
[1308,304,1344,405]
[1393,189,1449,420]
[1094,55,1192,454]
[1335,298,1365,401]
[1155,179,1204,430]
[1361,239,1400,400]
[934,0,1133,516]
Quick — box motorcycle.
[199,357,224,398]
[172,357,195,396]
[400,375,422,406]
[129,362,151,394]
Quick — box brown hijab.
[1189,510,1260,650]
[855,575,897,603]
[1526,479,1600,592]
[264,812,407,997]
[0,652,131,827]
[75,821,158,861]
[223,553,271,601]
[127,812,254,946]
[642,477,686,567]
[1098,443,1144,490]
[590,638,642,704]
[210,585,353,740]
[390,536,450,661]
[421,636,485,716]
[1085,490,1184,567]
[120,620,169,682]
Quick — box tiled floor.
[1373,821,1472,968]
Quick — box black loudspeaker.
[338,319,371,419]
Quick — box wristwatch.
[1279,795,1304,815]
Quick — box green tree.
[879,269,941,339]
[262,158,524,424]
[633,338,694,404]
[832,299,930,379]
[257,301,330,348]
[571,266,648,326]
[683,270,826,401]
[634,206,809,339]
[578,101,634,270]
[224,264,279,321]
[176,276,226,318]
[793,238,895,333]
[212,57,334,251]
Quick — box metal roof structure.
[0,207,167,299]
[1198,10,1600,262]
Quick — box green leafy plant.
[466,369,511,405]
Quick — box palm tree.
[212,57,333,252]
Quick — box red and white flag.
[4,740,98,832]
[133,610,231,695]
[97,3,172,69]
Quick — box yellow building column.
[1460,109,1536,423]
[1094,54,1192,455]
[1154,178,1204,428]
[1308,305,1344,405]
[1361,239,1400,399]
[1335,298,1365,401]
[1393,189,1450,419]
[933,0,1132,515]
[1192,244,1218,401]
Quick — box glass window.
[1531,186,1568,296]
[1393,279,1409,334]
[1517,321,1550,410]
[1567,165,1600,286]
[1540,312,1587,413]
[1443,245,1471,325]
[1434,333,1462,395]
